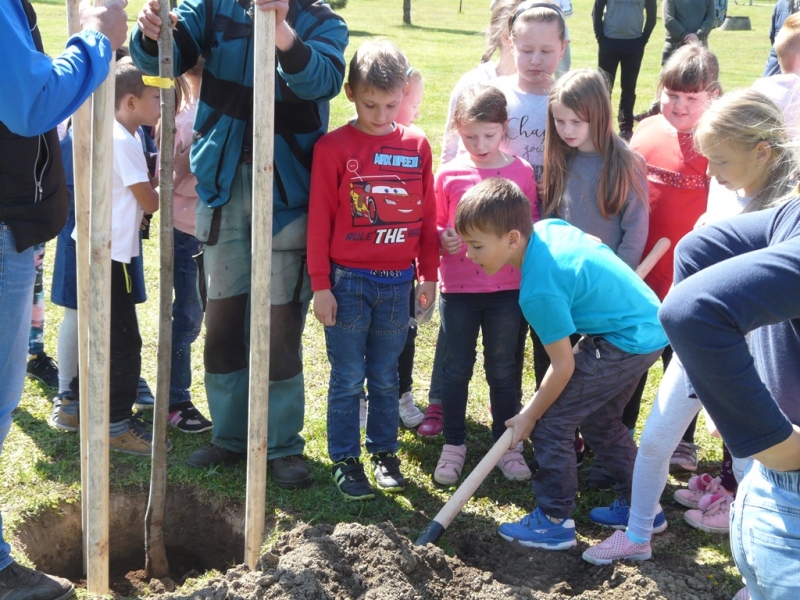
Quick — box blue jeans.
[0,224,36,569]
[440,290,525,445]
[324,266,411,462]
[170,229,203,406]
[731,461,800,600]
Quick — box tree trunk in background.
[403,0,411,24]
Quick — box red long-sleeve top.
[307,123,439,291]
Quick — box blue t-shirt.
[520,219,667,354]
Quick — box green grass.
[10,0,777,594]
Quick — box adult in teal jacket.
[130,0,348,487]
[0,1,127,597]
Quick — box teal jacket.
[130,0,348,235]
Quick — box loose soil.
[147,521,729,600]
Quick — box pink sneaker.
[434,444,466,486]
[684,492,733,534]
[674,473,725,509]
[496,444,531,481]
[582,530,651,566]
[417,404,443,437]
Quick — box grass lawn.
[8,0,778,595]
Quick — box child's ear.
[344,82,355,102]
[125,93,137,112]
[755,140,772,166]
[507,229,522,249]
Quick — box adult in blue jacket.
[0,1,127,598]
[130,0,348,487]
[661,200,800,600]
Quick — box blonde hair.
[482,0,525,63]
[695,88,798,212]
[775,13,800,71]
[658,43,721,96]
[450,83,508,132]
[347,40,409,93]
[542,69,647,218]
[508,0,566,41]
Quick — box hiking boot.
[496,444,531,481]
[398,392,424,428]
[669,440,699,472]
[109,419,172,456]
[585,459,616,491]
[582,530,652,566]
[27,352,59,389]
[498,506,577,550]
[434,444,466,486]
[332,457,375,500]
[684,492,733,534]
[168,401,213,433]
[588,497,668,534]
[50,395,79,433]
[371,452,406,492]
[187,444,245,468]
[0,560,74,600]
[133,377,154,410]
[270,455,311,490]
[417,404,443,437]
[674,473,725,509]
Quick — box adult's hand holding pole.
[80,0,129,50]
[137,0,177,42]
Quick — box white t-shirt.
[111,121,149,263]
[492,75,550,181]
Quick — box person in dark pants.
[593,0,657,140]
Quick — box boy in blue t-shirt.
[454,177,667,550]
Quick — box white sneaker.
[398,392,424,428]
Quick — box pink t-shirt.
[435,155,540,293]
[173,100,198,236]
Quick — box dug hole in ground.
[15,483,732,599]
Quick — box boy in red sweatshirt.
[308,40,438,500]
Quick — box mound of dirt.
[151,522,727,600]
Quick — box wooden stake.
[244,7,275,570]
[145,0,175,579]
[86,0,114,591]
[65,0,92,576]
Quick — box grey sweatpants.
[532,336,662,519]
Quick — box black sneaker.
[168,401,213,433]
[27,352,59,389]
[332,457,375,500]
[0,560,74,600]
[187,443,245,468]
[371,452,406,492]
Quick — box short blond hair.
[347,40,409,93]
[776,13,800,73]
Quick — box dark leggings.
[110,260,142,423]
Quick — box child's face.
[551,102,594,153]
[660,88,714,134]
[703,139,772,197]
[458,120,506,166]
[460,227,513,275]
[511,20,565,93]
[134,86,162,128]
[345,82,405,136]
[396,77,423,127]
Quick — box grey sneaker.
[50,396,79,433]
[670,440,699,472]
[0,560,74,600]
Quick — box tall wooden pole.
[65,0,92,576]
[86,0,114,592]
[145,0,175,579]
[244,6,275,570]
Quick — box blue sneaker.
[498,506,577,550]
[588,497,667,534]
[133,377,154,410]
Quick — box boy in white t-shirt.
[53,58,163,455]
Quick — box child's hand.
[535,179,545,199]
[505,413,536,447]
[313,289,337,327]
[415,281,436,313]
[441,227,462,254]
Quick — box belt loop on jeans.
[240,148,253,164]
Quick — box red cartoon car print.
[350,178,422,225]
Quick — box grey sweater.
[558,150,649,269]
[663,0,716,43]
[593,0,658,41]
